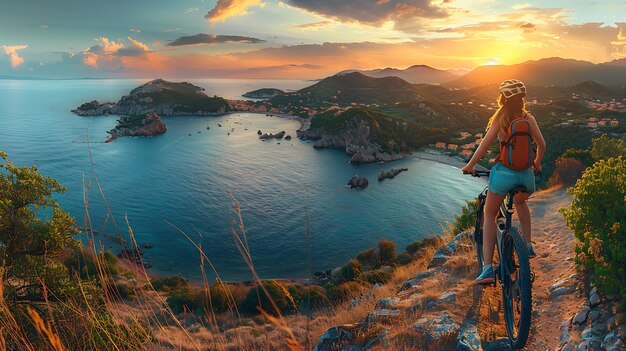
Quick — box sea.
[0,78,486,281]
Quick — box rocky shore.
[378,167,408,181]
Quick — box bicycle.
[468,169,533,349]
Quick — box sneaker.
[475,264,495,285]
[527,243,537,259]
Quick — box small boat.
[218,124,222,127]
[206,126,210,130]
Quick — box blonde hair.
[486,93,527,136]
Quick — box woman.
[461,79,547,284]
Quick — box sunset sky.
[1,0,625,79]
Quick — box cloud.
[82,37,150,68]
[166,34,265,46]
[2,45,28,68]
[205,0,264,22]
[294,21,333,30]
[285,0,448,27]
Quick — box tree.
[0,151,80,306]
[562,156,626,296]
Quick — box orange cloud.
[2,45,28,68]
[205,0,264,22]
[294,21,333,30]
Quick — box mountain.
[337,65,459,84]
[447,57,626,88]
[269,72,419,107]
[242,88,285,99]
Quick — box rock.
[574,305,591,325]
[550,287,570,299]
[458,325,483,351]
[365,309,400,325]
[257,129,262,135]
[561,326,571,345]
[142,243,153,249]
[376,297,400,310]
[378,167,408,181]
[589,287,600,306]
[117,245,144,264]
[285,135,292,140]
[347,175,368,189]
[438,292,457,303]
[400,269,435,291]
[107,112,167,140]
[412,313,459,341]
[274,131,286,139]
[561,343,575,351]
[314,324,360,351]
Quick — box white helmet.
[499,79,526,98]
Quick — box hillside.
[338,65,459,84]
[302,108,447,163]
[269,72,419,108]
[447,57,626,88]
[72,79,231,116]
[314,187,621,350]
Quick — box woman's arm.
[528,115,546,171]
[462,118,500,173]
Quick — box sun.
[484,59,500,66]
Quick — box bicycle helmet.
[499,79,526,98]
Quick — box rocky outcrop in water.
[242,88,285,99]
[347,175,368,189]
[72,79,231,117]
[378,167,408,181]
[259,130,286,140]
[107,112,167,140]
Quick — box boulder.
[378,168,409,181]
[347,176,368,189]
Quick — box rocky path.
[314,186,625,351]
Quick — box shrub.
[166,286,198,314]
[590,134,626,162]
[397,252,414,265]
[562,148,593,166]
[336,259,362,283]
[325,281,365,302]
[562,156,626,296]
[405,237,440,256]
[197,282,231,313]
[452,199,478,233]
[356,248,380,269]
[378,239,397,265]
[149,275,189,292]
[549,157,587,187]
[242,280,289,315]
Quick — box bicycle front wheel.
[500,227,532,349]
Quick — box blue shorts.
[488,163,535,195]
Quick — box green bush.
[562,156,626,296]
[356,248,380,269]
[452,199,478,233]
[166,286,198,314]
[590,135,626,162]
[325,281,365,302]
[562,148,593,166]
[378,239,397,265]
[397,252,414,265]
[405,237,440,256]
[242,280,289,315]
[336,259,362,283]
[149,275,189,292]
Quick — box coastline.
[414,149,489,172]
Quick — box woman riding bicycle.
[461,79,547,285]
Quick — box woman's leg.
[483,190,507,266]
[514,193,532,243]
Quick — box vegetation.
[452,199,479,233]
[138,89,230,113]
[562,156,626,296]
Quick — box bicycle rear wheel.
[501,226,532,349]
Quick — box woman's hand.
[462,163,475,175]
[533,161,542,174]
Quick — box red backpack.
[499,113,535,170]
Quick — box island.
[242,88,285,99]
[72,79,232,140]
[72,79,231,116]
[107,112,167,141]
